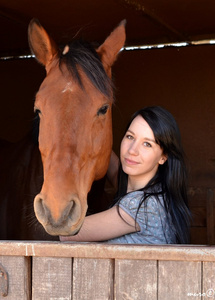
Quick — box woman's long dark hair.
[115,106,191,244]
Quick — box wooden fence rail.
[0,241,215,299]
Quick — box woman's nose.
[128,142,139,155]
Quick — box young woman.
[60,106,191,244]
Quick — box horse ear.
[28,18,59,71]
[97,20,126,77]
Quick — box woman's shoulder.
[117,191,143,211]
[120,184,163,200]
[124,190,144,199]
[118,189,164,211]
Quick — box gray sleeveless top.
[106,190,176,244]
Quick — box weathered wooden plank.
[32,257,72,300]
[1,242,214,260]
[115,259,157,300]
[73,258,113,300]
[158,261,201,300]
[2,242,215,261]
[0,256,30,300]
[203,262,215,297]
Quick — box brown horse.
[27,19,126,236]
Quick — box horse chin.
[43,221,84,236]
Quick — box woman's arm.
[60,206,140,242]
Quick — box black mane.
[59,40,113,98]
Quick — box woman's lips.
[124,158,139,165]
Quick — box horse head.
[28,19,126,235]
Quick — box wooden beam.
[1,241,215,262]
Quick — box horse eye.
[97,105,109,116]
[34,108,41,117]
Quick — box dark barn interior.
[1,0,215,244]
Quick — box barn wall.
[0,59,45,142]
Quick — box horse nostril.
[34,194,48,224]
[38,198,44,212]
[34,196,78,225]
[61,200,75,222]
[70,200,74,210]
[67,200,81,222]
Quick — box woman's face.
[120,115,167,190]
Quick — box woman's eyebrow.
[127,129,134,134]
[127,129,157,144]
[144,137,156,144]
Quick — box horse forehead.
[37,77,109,113]
[38,63,100,99]
[35,61,112,119]
[36,72,77,108]
[40,64,72,92]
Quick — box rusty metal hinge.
[0,263,8,297]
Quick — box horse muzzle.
[34,193,87,236]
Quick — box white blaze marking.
[62,82,73,93]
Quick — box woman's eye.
[126,134,133,140]
[143,142,151,148]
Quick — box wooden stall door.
[32,257,72,299]
[0,256,31,300]
[115,259,157,300]
[73,258,113,300]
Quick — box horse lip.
[44,220,83,236]
[43,201,87,236]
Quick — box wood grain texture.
[73,258,113,300]
[32,257,72,300]
[1,242,215,299]
[203,262,215,297]
[158,261,201,300]
[1,242,215,261]
[0,256,30,300]
[115,259,157,300]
